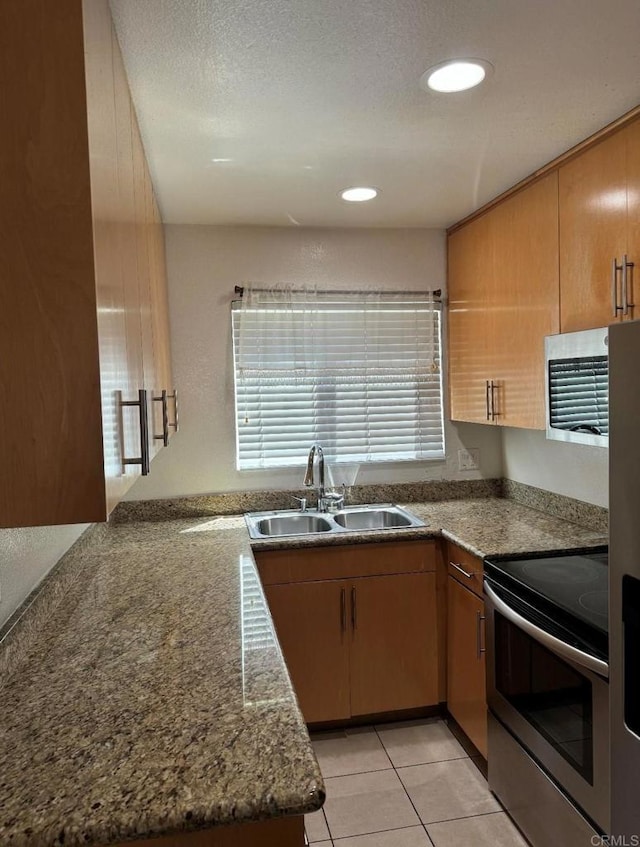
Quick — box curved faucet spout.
[303,443,326,509]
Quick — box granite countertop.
[0,517,324,847]
[249,497,607,558]
[0,495,607,846]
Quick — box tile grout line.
[373,725,436,846]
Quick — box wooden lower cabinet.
[264,581,350,723]
[114,815,304,847]
[258,542,439,723]
[349,573,438,715]
[447,574,487,757]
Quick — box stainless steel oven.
[484,550,609,845]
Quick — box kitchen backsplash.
[110,477,607,532]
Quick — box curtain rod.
[233,285,442,299]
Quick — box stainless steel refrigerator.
[609,318,640,838]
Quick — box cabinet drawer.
[256,539,436,586]
[446,541,484,598]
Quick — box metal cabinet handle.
[119,389,150,475]
[167,389,179,432]
[340,588,346,634]
[490,380,499,420]
[485,380,491,421]
[476,610,486,659]
[152,389,169,446]
[450,561,474,579]
[351,586,357,631]
[613,257,623,316]
[623,254,635,314]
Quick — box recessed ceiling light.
[340,187,379,202]
[211,157,233,163]
[420,59,493,93]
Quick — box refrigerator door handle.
[484,581,609,679]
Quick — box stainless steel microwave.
[545,328,608,448]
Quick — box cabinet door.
[626,118,640,319]
[447,576,487,757]
[448,213,497,424]
[264,581,350,724]
[349,573,439,716]
[491,173,560,429]
[559,129,627,332]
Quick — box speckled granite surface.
[0,496,607,846]
[0,517,323,847]
[111,479,503,523]
[248,498,607,558]
[503,478,608,533]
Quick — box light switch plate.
[458,448,480,471]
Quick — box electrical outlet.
[458,448,480,471]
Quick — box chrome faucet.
[304,443,326,511]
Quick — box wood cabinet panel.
[115,815,304,847]
[0,0,174,527]
[349,572,439,716]
[559,128,628,331]
[490,172,560,428]
[447,213,496,424]
[258,541,440,723]
[257,540,436,586]
[0,0,107,526]
[265,581,350,723]
[446,541,484,599]
[448,174,559,430]
[447,576,487,757]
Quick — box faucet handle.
[322,492,345,513]
[292,496,307,512]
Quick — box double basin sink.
[245,503,426,539]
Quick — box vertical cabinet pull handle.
[340,588,346,634]
[152,389,169,446]
[120,389,150,475]
[623,255,635,314]
[167,389,179,433]
[490,380,499,421]
[476,610,486,659]
[351,586,357,631]
[485,380,491,421]
[613,257,623,316]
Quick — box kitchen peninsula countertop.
[0,495,607,846]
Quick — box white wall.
[502,427,608,507]
[128,225,503,499]
[0,524,87,628]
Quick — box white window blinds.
[548,355,609,436]
[232,288,444,470]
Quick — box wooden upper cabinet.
[0,0,173,528]
[623,118,640,317]
[490,172,560,428]
[448,173,559,429]
[448,213,496,424]
[559,128,629,331]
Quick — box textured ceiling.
[110,0,640,228]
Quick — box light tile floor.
[305,718,529,847]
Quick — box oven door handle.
[484,582,609,679]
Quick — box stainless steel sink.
[333,508,412,530]
[245,504,425,538]
[254,514,333,537]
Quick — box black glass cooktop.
[484,547,609,636]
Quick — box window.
[232,289,444,470]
